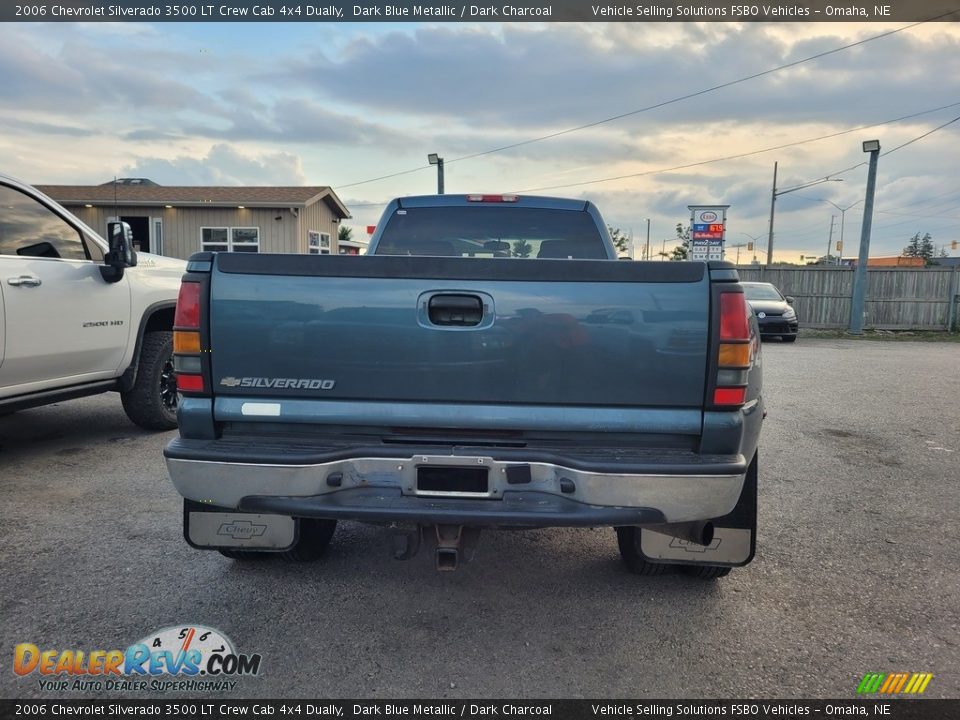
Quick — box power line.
[331,17,940,192]
[508,102,960,194]
[796,113,960,184]
[879,186,960,213]
[875,209,960,221]
[343,103,960,210]
[443,19,944,165]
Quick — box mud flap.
[640,453,757,567]
[183,499,298,552]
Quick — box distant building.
[36,180,351,259]
[841,256,925,268]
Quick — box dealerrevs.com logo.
[13,625,261,693]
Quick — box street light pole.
[740,232,766,264]
[427,153,444,194]
[849,140,881,334]
[645,218,651,261]
[835,200,862,265]
[794,195,863,265]
[826,215,835,265]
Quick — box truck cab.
[0,172,185,429]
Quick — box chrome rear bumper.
[165,452,746,526]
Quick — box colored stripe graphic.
[857,672,933,694]
[914,673,933,694]
[857,673,885,694]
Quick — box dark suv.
[742,282,798,342]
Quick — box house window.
[201,226,260,253]
[231,227,260,253]
[308,231,331,255]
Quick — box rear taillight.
[174,282,200,327]
[714,291,753,407]
[466,194,519,203]
[173,281,205,394]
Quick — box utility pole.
[728,242,748,265]
[645,218,651,262]
[837,208,846,265]
[767,164,843,269]
[766,162,778,267]
[826,215,835,265]
[849,141,881,334]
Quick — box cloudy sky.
[2,20,960,262]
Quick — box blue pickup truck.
[164,194,763,578]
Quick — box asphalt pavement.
[1,338,958,699]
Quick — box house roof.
[35,183,351,218]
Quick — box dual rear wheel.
[221,523,733,577]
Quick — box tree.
[607,226,630,255]
[809,254,838,265]
[338,225,353,244]
[670,223,690,261]
[512,238,532,258]
[903,232,935,265]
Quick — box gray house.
[36,179,351,259]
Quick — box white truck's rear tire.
[121,331,178,430]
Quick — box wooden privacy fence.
[736,266,960,330]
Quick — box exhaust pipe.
[655,521,715,547]
[435,547,459,571]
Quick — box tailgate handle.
[428,294,483,326]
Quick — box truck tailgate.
[209,254,710,410]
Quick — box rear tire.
[682,564,732,579]
[218,549,272,561]
[121,331,178,430]
[282,518,338,562]
[615,526,671,576]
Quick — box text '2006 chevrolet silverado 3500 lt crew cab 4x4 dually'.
[164,194,763,577]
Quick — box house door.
[120,215,151,253]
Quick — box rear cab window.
[374,206,608,259]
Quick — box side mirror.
[785,296,795,305]
[101,221,137,282]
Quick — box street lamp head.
[427,153,441,165]
[862,140,880,153]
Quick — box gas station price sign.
[688,205,730,261]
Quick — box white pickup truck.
[0,172,185,429]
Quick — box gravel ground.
[1,338,958,699]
